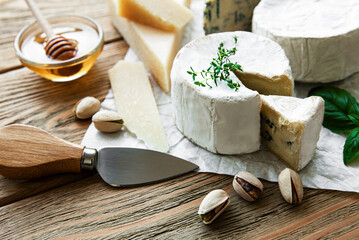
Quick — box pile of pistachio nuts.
[198,168,303,224]
[73,96,124,133]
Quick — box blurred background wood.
[0,0,358,239]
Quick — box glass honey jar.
[14,14,104,82]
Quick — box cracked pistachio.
[92,110,124,133]
[278,168,303,205]
[198,189,230,224]
[233,171,263,201]
[73,97,101,119]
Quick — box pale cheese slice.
[108,0,190,93]
[109,61,169,152]
[118,0,194,32]
[260,95,324,171]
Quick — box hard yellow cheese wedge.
[108,61,169,152]
[108,0,191,93]
[118,0,193,31]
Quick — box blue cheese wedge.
[253,0,359,82]
[261,95,324,171]
[203,0,260,34]
[171,31,293,154]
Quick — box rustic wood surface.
[0,0,358,239]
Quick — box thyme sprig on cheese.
[187,36,243,91]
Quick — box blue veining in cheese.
[203,0,260,35]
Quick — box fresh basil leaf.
[349,114,359,126]
[344,128,359,164]
[308,86,359,132]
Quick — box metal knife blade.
[96,147,198,187]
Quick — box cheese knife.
[0,124,198,186]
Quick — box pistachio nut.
[233,171,263,201]
[92,110,124,133]
[74,97,101,119]
[278,168,303,204]
[198,189,230,224]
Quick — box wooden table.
[0,0,358,239]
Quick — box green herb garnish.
[308,86,359,164]
[187,36,243,91]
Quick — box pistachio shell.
[198,189,230,224]
[233,171,263,201]
[92,110,124,133]
[278,168,303,204]
[74,97,101,119]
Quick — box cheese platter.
[0,0,359,238]
[80,0,359,194]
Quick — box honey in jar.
[15,15,104,82]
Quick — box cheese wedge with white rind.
[172,32,268,154]
[172,72,261,155]
[109,61,169,152]
[261,95,324,171]
[230,32,293,96]
[203,0,260,34]
[118,0,194,32]
[172,31,294,154]
[253,0,359,82]
[108,0,190,93]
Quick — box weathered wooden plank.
[256,193,359,239]
[0,171,357,239]
[300,213,359,239]
[0,40,128,207]
[333,227,359,240]
[0,173,93,210]
[0,0,121,72]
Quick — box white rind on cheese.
[109,61,169,152]
[108,0,190,93]
[203,0,260,34]
[172,72,261,154]
[118,0,194,32]
[172,32,269,154]
[195,31,294,96]
[233,35,294,96]
[260,95,324,171]
[230,32,293,96]
[253,0,359,82]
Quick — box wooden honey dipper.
[25,0,78,60]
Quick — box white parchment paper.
[82,0,359,193]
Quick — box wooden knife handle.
[0,124,84,179]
